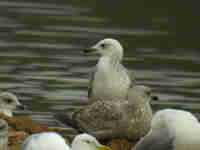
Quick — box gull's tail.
[55,112,83,133]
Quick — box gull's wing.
[88,64,136,98]
[55,111,83,133]
[88,67,97,98]
[56,100,122,139]
[133,129,174,150]
[120,64,136,88]
[127,69,136,88]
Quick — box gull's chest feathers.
[93,57,130,100]
[96,57,116,82]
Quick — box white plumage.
[84,38,135,102]
[21,132,69,150]
[21,132,111,150]
[0,92,23,117]
[133,109,200,150]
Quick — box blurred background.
[0,0,199,133]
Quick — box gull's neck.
[98,56,121,69]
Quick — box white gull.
[21,132,111,150]
[84,38,136,102]
[0,92,24,117]
[133,109,200,150]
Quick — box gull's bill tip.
[16,104,26,110]
[84,47,98,54]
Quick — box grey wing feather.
[120,64,136,88]
[127,69,136,88]
[55,112,83,133]
[88,67,97,98]
[88,65,135,97]
[133,129,174,150]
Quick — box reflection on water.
[0,0,199,134]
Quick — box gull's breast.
[92,59,131,100]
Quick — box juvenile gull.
[56,85,153,140]
[133,109,200,150]
[21,132,111,150]
[0,92,24,117]
[84,38,136,102]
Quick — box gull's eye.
[85,140,91,144]
[146,91,151,96]
[100,43,106,48]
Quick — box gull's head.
[21,132,70,150]
[0,92,24,117]
[127,85,158,106]
[72,133,111,150]
[84,38,124,61]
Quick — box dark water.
[0,0,199,134]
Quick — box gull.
[133,109,200,150]
[0,92,24,117]
[84,38,136,102]
[21,132,112,150]
[0,119,8,150]
[55,85,153,140]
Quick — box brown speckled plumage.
[65,86,153,140]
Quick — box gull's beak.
[16,103,26,110]
[84,47,98,55]
[97,145,112,150]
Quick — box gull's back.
[134,109,200,150]
[154,109,200,150]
